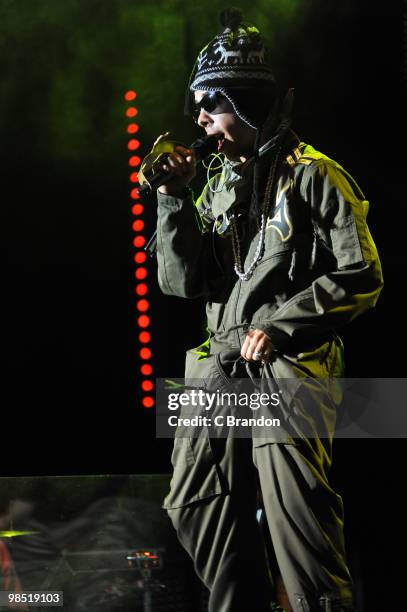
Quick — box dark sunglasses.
[192,91,232,123]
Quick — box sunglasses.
[192,91,232,123]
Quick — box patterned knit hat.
[184,7,278,130]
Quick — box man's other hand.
[241,329,274,363]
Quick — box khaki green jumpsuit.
[156,132,383,612]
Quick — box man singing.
[153,7,383,611]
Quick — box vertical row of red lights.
[125,90,155,409]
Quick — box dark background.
[1,1,406,605]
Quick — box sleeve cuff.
[157,186,193,207]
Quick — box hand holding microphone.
[139,134,219,256]
[157,145,197,197]
[137,134,219,197]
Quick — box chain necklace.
[231,140,283,281]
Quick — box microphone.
[137,134,219,195]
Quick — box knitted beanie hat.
[184,7,278,130]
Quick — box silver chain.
[230,212,267,281]
[230,143,283,281]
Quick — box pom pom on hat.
[219,7,243,30]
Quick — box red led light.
[138,315,150,328]
[137,299,149,312]
[128,139,140,150]
[126,107,138,118]
[127,123,139,134]
[135,283,148,296]
[132,219,144,232]
[129,156,141,167]
[133,236,145,248]
[141,364,153,375]
[134,251,147,264]
[140,347,152,360]
[132,204,143,215]
[142,396,155,408]
[135,268,147,280]
[124,91,155,402]
[142,380,154,392]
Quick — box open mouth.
[217,135,225,152]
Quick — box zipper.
[230,248,291,348]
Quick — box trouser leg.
[166,436,274,612]
[253,439,355,612]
